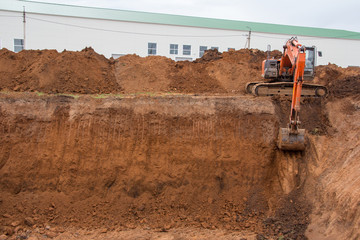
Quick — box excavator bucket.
[278,128,306,151]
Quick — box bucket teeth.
[278,128,306,151]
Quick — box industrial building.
[1,0,360,66]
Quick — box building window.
[199,46,207,57]
[175,57,193,61]
[211,47,219,50]
[183,45,191,55]
[170,44,178,55]
[14,39,24,53]
[148,42,157,55]
[111,54,125,59]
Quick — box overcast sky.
[32,0,360,33]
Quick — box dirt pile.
[114,54,173,93]
[115,48,283,94]
[0,47,122,94]
[3,47,359,97]
[2,47,360,96]
[314,64,360,99]
[1,48,283,94]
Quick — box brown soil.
[0,48,359,240]
[0,48,283,95]
[0,48,122,94]
[314,64,360,100]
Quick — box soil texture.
[0,48,359,239]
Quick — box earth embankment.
[0,47,359,239]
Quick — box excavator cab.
[304,46,316,80]
[262,46,316,81]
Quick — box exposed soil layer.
[273,96,330,136]
[0,94,316,239]
[0,48,360,239]
[305,96,360,240]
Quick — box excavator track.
[245,82,328,97]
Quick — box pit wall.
[305,98,360,240]
[0,94,277,196]
[4,93,352,239]
[1,94,296,233]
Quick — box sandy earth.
[0,48,359,239]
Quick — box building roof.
[1,0,360,40]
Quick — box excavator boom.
[278,45,306,151]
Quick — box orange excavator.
[246,37,327,151]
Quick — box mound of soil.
[194,48,223,62]
[0,47,122,94]
[327,75,360,99]
[314,64,360,99]
[0,48,284,94]
[2,47,359,97]
[114,54,174,93]
[114,48,283,94]
[2,47,360,96]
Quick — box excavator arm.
[289,46,306,131]
[279,37,302,77]
[278,40,307,151]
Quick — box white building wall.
[0,10,359,67]
[0,10,24,50]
